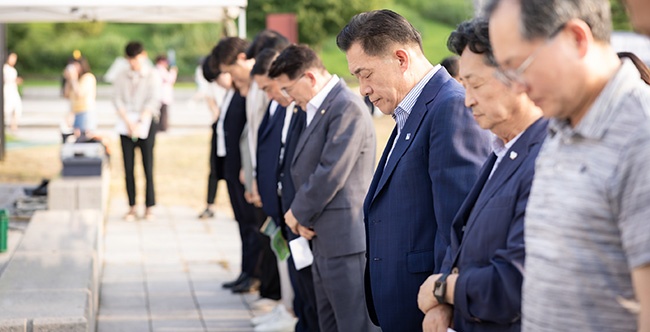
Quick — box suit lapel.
[292,80,344,165]
[370,72,447,203]
[449,153,497,250]
[259,103,286,143]
[452,118,548,265]
[364,127,397,213]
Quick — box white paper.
[288,236,313,270]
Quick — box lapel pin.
[320,109,326,114]
[509,151,518,160]
[405,133,411,140]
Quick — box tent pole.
[0,23,5,161]
[238,7,246,38]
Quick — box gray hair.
[483,0,612,42]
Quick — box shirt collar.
[492,130,524,160]
[308,75,340,111]
[392,66,440,124]
[128,65,150,79]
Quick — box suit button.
[452,267,459,274]
[280,172,284,177]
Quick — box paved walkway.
[99,199,262,332]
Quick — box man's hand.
[422,305,453,332]
[419,273,442,313]
[250,180,263,208]
[297,225,316,240]
[284,209,299,235]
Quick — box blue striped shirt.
[387,66,440,163]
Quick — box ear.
[394,49,409,71]
[304,70,316,86]
[565,18,592,59]
[237,52,247,61]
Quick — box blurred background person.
[113,41,161,221]
[154,54,177,132]
[4,51,23,133]
[199,56,228,219]
[440,55,460,82]
[65,57,97,138]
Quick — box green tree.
[611,0,632,31]
[247,0,387,46]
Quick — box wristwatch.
[433,273,450,305]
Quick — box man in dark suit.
[417,18,547,331]
[253,48,319,332]
[201,60,265,293]
[337,10,491,332]
[269,44,378,332]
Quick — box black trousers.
[284,226,320,332]
[257,229,281,300]
[158,104,169,132]
[207,122,225,205]
[119,120,157,207]
[225,177,266,276]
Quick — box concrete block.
[0,319,26,332]
[20,210,101,253]
[0,252,97,293]
[47,180,76,211]
[77,179,104,211]
[46,166,109,213]
[33,317,87,332]
[0,290,91,326]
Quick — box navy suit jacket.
[256,102,287,219]
[223,91,247,183]
[363,68,491,332]
[279,107,306,215]
[440,118,548,332]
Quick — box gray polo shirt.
[523,60,650,331]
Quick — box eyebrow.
[352,67,369,76]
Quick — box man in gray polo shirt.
[485,0,650,331]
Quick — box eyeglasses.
[494,24,566,87]
[281,74,305,96]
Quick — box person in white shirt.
[112,41,161,221]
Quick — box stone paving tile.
[98,199,256,332]
[151,318,205,332]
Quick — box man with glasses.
[268,44,378,332]
[336,10,491,332]
[486,0,650,330]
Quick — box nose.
[360,83,372,97]
[464,90,476,108]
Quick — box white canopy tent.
[0,0,248,159]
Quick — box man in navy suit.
[417,18,547,331]
[253,47,319,332]
[270,44,378,332]
[337,10,491,332]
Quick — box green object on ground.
[0,209,8,252]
